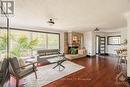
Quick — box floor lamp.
[0,4,10,87]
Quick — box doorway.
[96,36,106,55]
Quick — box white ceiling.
[1,0,130,32]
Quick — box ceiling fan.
[48,19,55,25]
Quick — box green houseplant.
[0,34,7,54]
[69,47,77,54]
[0,34,8,60]
[11,35,38,57]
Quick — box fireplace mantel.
[64,32,84,54]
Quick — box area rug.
[24,61,85,87]
[47,57,64,63]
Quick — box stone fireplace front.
[68,46,79,54]
[64,32,84,54]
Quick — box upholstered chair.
[0,58,10,87]
[9,57,37,87]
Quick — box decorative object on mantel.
[72,35,79,46]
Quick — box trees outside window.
[0,29,60,59]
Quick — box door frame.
[99,36,106,55]
[95,35,100,54]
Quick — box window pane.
[32,32,46,49]
[9,29,60,57]
[0,29,7,60]
[108,36,121,45]
[48,34,59,49]
[10,30,31,57]
[32,32,47,55]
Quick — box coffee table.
[47,54,66,71]
[52,58,66,71]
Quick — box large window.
[31,32,47,55]
[0,29,7,60]
[107,36,121,45]
[10,30,31,57]
[0,29,60,58]
[48,34,59,49]
[32,32,47,49]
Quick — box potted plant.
[69,47,77,55]
[11,35,38,58]
[0,34,7,61]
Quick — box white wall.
[84,31,96,56]
[84,31,122,55]
[107,32,122,54]
[60,32,64,53]
[121,28,127,43]
[107,45,121,54]
[126,13,130,77]
[96,30,127,54]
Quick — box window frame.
[107,35,121,45]
[0,27,60,56]
[10,28,60,50]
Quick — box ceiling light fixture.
[94,28,100,32]
[48,19,55,25]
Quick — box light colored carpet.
[47,57,64,63]
[24,61,85,87]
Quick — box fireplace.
[64,32,84,54]
[68,46,78,54]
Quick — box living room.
[0,0,130,87]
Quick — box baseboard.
[104,53,109,55]
[99,53,109,55]
[107,54,118,57]
[127,77,130,84]
[87,55,96,58]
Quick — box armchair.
[9,57,37,87]
[0,58,10,87]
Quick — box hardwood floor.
[10,55,129,87]
[43,55,129,87]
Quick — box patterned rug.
[23,61,85,87]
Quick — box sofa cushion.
[37,49,60,63]
[37,49,59,56]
